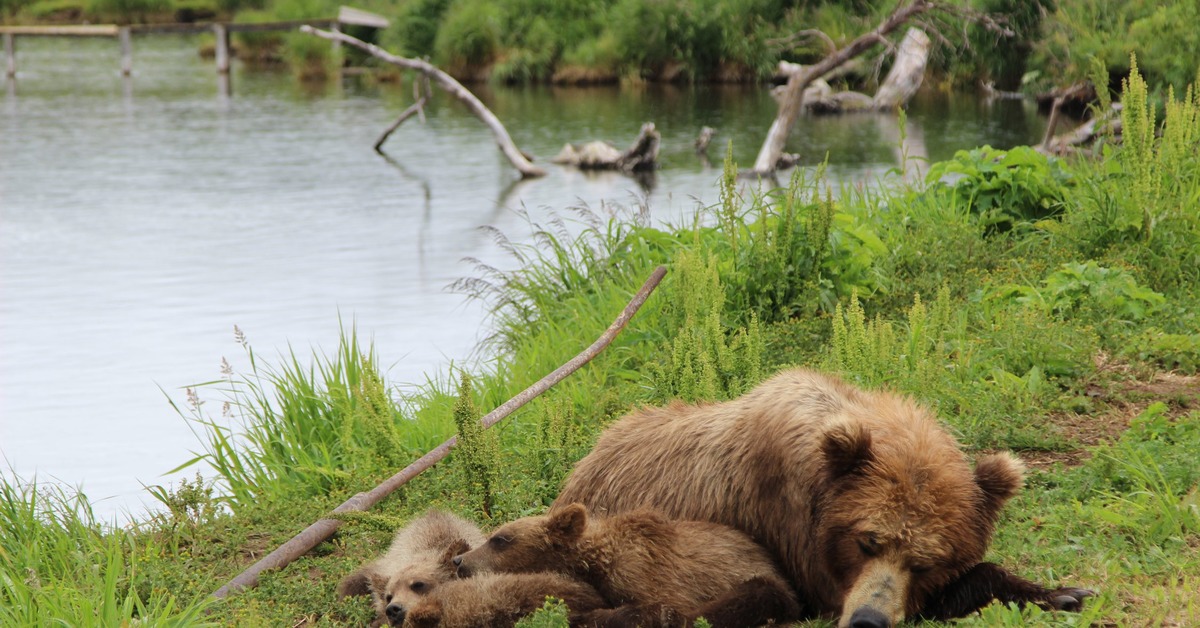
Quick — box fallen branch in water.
[301,25,546,178]
[374,96,426,153]
[210,264,668,600]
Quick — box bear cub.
[453,503,801,627]
[339,509,607,627]
[338,510,487,626]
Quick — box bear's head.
[453,504,588,577]
[818,420,1024,628]
[338,538,470,627]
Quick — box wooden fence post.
[213,23,230,74]
[118,26,132,75]
[4,33,15,78]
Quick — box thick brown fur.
[338,510,487,627]
[454,503,801,627]
[553,368,1091,627]
[403,571,608,628]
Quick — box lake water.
[0,35,1049,522]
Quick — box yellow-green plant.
[451,373,500,520]
[652,249,763,403]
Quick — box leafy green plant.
[926,145,1072,233]
[991,261,1165,323]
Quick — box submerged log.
[752,1,937,175]
[1041,102,1123,155]
[300,25,546,178]
[798,28,931,115]
[552,122,660,172]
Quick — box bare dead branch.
[374,96,427,153]
[210,264,669,600]
[301,25,546,178]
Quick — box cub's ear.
[337,566,374,598]
[439,538,472,572]
[822,421,873,478]
[974,452,1025,519]
[367,570,390,598]
[548,503,588,540]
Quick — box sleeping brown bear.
[453,503,800,627]
[553,368,1092,627]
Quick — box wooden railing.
[1,6,386,77]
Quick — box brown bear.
[452,502,801,627]
[403,571,609,628]
[338,510,487,627]
[553,368,1092,628]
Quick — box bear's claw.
[1048,588,1094,611]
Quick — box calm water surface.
[0,36,1048,521]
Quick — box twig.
[374,96,427,153]
[210,265,668,599]
[301,25,546,178]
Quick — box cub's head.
[818,420,1025,628]
[453,503,589,577]
[338,539,470,627]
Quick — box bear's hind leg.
[689,576,804,627]
[919,562,1094,620]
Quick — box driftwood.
[1040,82,1091,150]
[752,1,938,175]
[374,96,426,153]
[1041,103,1123,155]
[552,122,660,172]
[786,27,930,116]
[982,81,1026,101]
[872,28,931,110]
[210,265,668,599]
[300,25,546,178]
[694,126,716,154]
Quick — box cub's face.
[454,504,587,576]
[340,539,468,628]
[367,562,450,626]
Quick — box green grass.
[3,57,1199,627]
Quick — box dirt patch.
[240,532,273,562]
[1016,370,1199,471]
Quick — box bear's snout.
[848,607,890,628]
[452,554,473,577]
[385,602,405,625]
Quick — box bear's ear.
[822,421,873,478]
[974,452,1025,519]
[439,538,472,573]
[548,503,588,540]
[336,566,374,598]
[366,570,390,599]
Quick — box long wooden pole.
[300,25,547,178]
[210,265,667,599]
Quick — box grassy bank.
[3,61,1200,626]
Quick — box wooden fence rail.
[1,5,384,77]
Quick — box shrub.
[925,145,1072,233]
[433,0,503,70]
